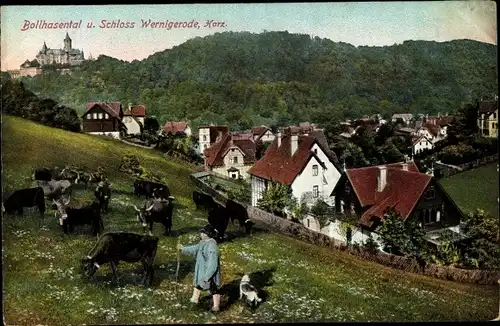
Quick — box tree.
[288,196,309,223]
[460,209,500,269]
[257,182,293,217]
[144,117,160,133]
[255,140,271,160]
[376,208,426,256]
[310,198,332,230]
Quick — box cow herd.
[2,167,255,286]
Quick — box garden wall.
[191,172,500,285]
[435,154,497,179]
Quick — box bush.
[363,235,379,254]
[437,144,480,165]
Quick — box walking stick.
[175,237,181,282]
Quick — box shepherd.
[177,224,222,313]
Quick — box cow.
[41,179,73,200]
[226,199,255,236]
[132,197,175,236]
[82,231,158,286]
[33,168,54,182]
[152,186,171,200]
[3,187,45,217]
[79,171,104,188]
[53,197,104,236]
[207,203,231,242]
[94,182,112,213]
[192,190,217,211]
[55,168,80,184]
[133,179,170,200]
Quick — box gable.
[222,146,245,160]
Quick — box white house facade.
[123,116,144,135]
[412,136,434,156]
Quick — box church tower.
[63,32,72,52]
[41,41,48,54]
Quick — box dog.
[239,274,262,309]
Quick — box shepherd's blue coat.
[181,238,221,290]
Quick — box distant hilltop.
[7,33,91,79]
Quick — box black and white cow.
[82,231,159,286]
[78,171,104,188]
[53,197,104,236]
[132,197,175,236]
[3,187,45,217]
[207,203,231,242]
[42,179,73,201]
[94,182,112,213]
[192,190,217,211]
[226,199,255,236]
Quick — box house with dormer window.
[82,101,125,139]
[329,161,464,248]
[248,128,342,208]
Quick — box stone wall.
[192,172,500,285]
[436,154,497,179]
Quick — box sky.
[1,2,497,71]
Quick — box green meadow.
[439,162,499,217]
[2,116,497,324]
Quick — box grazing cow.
[94,182,112,213]
[82,231,159,286]
[133,197,175,236]
[152,186,171,200]
[42,179,73,200]
[192,190,217,211]
[53,197,104,236]
[133,179,170,200]
[207,203,231,242]
[3,187,45,217]
[33,168,54,182]
[226,199,255,236]
[57,168,80,183]
[79,172,104,187]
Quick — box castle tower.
[64,32,72,52]
[41,41,48,54]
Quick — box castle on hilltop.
[8,33,86,78]
[35,32,85,66]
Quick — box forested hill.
[19,31,497,131]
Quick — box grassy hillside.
[2,116,498,324]
[439,163,499,217]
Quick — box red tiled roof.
[84,102,122,119]
[204,134,256,168]
[425,116,455,126]
[422,123,441,137]
[232,132,254,141]
[345,162,431,228]
[163,122,189,135]
[479,101,498,114]
[124,105,146,117]
[248,134,329,184]
[251,126,269,137]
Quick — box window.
[104,113,109,119]
[312,164,318,176]
[313,148,317,154]
[100,123,103,131]
[203,135,207,141]
[307,219,310,228]
[98,113,103,119]
[93,113,97,119]
[87,114,91,119]
[233,156,238,164]
[313,185,319,198]
[494,112,497,119]
[425,186,436,199]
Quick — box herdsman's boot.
[211,294,221,312]
[190,288,201,304]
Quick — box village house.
[391,113,414,125]
[251,125,275,143]
[161,121,192,138]
[411,135,434,156]
[197,125,230,157]
[203,133,257,179]
[327,161,463,249]
[82,101,125,139]
[122,104,146,135]
[477,99,498,138]
[248,128,342,208]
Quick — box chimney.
[376,166,387,192]
[277,132,282,147]
[291,135,299,155]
